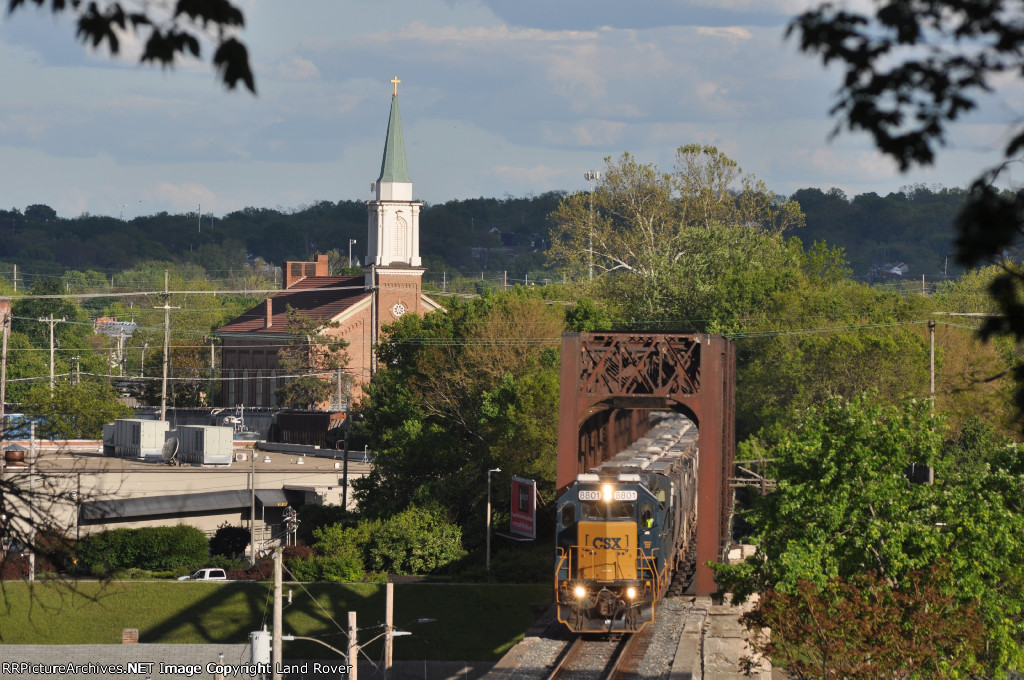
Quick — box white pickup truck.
[177,567,228,581]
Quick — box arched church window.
[393,215,407,260]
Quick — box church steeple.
[377,92,410,185]
[374,77,412,201]
[366,77,422,269]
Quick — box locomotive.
[554,413,698,633]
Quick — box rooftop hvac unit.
[109,419,169,459]
[173,425,233,466]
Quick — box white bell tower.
[366,76,422,277]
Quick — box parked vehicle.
[177,567,228,581]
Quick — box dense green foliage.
[209,525,251,558]
[716,396,1024,675]
[77,525,210,575]
[741,567,984,679]
[353,288,565,548]
[290,506,464,581]
[0,183,974,291]
[20,382,132,439]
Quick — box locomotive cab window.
[640,503,654,529]
[609,501,634,519]
[581,501,603,519]
[560,503,576,527]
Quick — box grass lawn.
[0,581,552,661]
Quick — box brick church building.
[216,82,441,408]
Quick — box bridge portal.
[556,333,736,596]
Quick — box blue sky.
[0,0,1020,218]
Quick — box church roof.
[216,276,369,335]
[377,95,411,184]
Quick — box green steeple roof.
[377,94,411,184]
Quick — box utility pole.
[209,339,216,407]
[273,547,283,680]
[929,319,936,411]
[249,447,256,566]
[584,170,600,281]
[486,467,501,572]
[1,301,10,438]
[348,612,358,680]
[39,315,65,390]
[117,327,126,377]
[349,238,357,267]
[155,270,180,421]
[28,421,35,582]
[384,582,394,679]
[342,401,351,510]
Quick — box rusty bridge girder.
[557,332,736,597]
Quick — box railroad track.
[545,627,654,680]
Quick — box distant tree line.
[0,183,970,288]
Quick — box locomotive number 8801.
[554,414,698,633]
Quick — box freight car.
[554,413,698,633]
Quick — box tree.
[354,288,564,544]
[715,395,1024,674]
[788,0,1024,423]
[741,567,984,679]
[209,524,250,558]
[10,0,254,92]
[20,381,133,439]
[275,306,349,410]
[547,146,804,327]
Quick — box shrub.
[207,554,249,571]
[287,554,364,583]
[1,555,57,580]
[363,506,464,575]
[226,558,274,581]
[210,524,251,558]
[77,525,209,575]
[282,544,313,564]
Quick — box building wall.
[375,268,426,324]
[220,336,284,407]
[4,457,370,541]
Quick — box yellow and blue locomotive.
[555,414,697,633]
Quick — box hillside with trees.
[0,182,968,291]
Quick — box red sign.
[510,477,537,539]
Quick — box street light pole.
[584,171,600,282]
[349,239,357,268]
[486,467,501,572]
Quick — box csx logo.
[591,537,628,549]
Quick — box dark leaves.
[174,0,243,27]
[9,0,254,93]
[213,37,254,93]
[788,1,1015,172]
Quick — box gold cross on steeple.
[391,76,401,96]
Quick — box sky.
[0,0,1021,220]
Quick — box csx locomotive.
[555,414,698,633]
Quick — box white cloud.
[274,55,320,81]
[149,182,220,213]
[696,26,751,42]
[491,164,575,186]
[789,147,899,182]
[359,20,598,46]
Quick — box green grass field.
[0,581,552,661]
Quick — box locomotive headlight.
[626,587,636,599]
[574,586,587,599]
[602,484,613,502]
